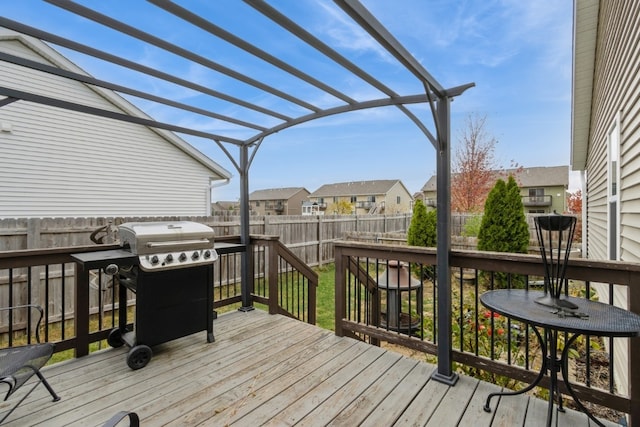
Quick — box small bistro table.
[480,289,640,427]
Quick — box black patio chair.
[0,304,60,423]
[103,411,140,427]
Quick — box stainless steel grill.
[118,221,218,271]
[73,221,218,370]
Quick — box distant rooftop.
[310,179,403,197]
[249,187,309,201]
[421,166,569,192]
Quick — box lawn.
[314,264,337,331]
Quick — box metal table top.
[480,289,640,337]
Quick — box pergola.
[0,0,474,385]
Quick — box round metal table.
[480,289,640,427]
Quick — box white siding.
[0,35,229,218]
[582,0,640,399]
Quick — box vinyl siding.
[586,0,640,262]
[0,36,226,218]
[581,0,640,399]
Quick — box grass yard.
[314,264,337,331]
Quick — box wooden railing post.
[264,239,277,315]
[74,263,89,357]
[334,245,345,337]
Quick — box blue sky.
[2,1,575,201]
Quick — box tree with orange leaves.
[451,114,498,212]
[567,189,582,214]
[567,189,583,242]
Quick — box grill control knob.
[165,254,174,263]
[151,255,159,264]
[179,252,187,262]
[204,250,211,259]
[104,264,119,275]
[192,251,200,260]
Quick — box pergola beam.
[334,0,447,98]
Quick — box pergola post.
[239,144,254,311]
[431,95,458,386]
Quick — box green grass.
[314,264,336,331]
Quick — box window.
[529,188,544,203]
[396,196,401,204]
[607,116,620,260]
[350,196,357,203]
[367,195,376,203]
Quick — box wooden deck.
[2,310,620,426]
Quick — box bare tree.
[451,114,498,212]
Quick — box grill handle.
[145,239,212,248]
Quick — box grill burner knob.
[165,254,174,263]
[192,251,200,260]
[150,255,159,265]
[104,264,119,275]
[179,252,187,262]
[204,250,211,259]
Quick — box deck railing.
[0,235,316,358]
[334,240,640,425]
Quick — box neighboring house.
[301,201,323,216]
[421,166,569,214]
[308,179,413,215]
[249,187,310,216]
[211,201,240,216]
[571,0,640,399]
[0,28,231,218]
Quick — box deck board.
[0,309,621,426]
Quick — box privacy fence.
[0,213,565,265]
[0,214,412,265]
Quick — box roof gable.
[310,180,402,197]
[421,166,569,192]
[249,187,309,201]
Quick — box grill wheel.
[127,345,152,370]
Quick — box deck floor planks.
[456,379,503,427]
[0,309,623,426]
[94,316,329,426]
[266,345,398,426]
[329,356,422,426]
[358,362,436,427]
[160,331,351,426]
[392,369,452,427]
[221,337,363,426]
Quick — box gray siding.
[0,34,227,218]
[580,0,640,399]
[586,1,640,263]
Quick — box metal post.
[239,144,254,311]
[431,95,458,385]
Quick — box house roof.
[571,0,599,171]
[212,201,239,211]
[421,166,569,192]
[310,179,405,197]
[249,187,309,201]
[0,28,232,181]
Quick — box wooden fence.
[0,213,567,264]
[0,214,412,264]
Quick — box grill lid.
[118,221,214,255]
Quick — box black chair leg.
[36,371,60,401]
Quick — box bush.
[478,176,529,287]
[478,176,528,253]
[407,199,436,247]
[462,215,483,237]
